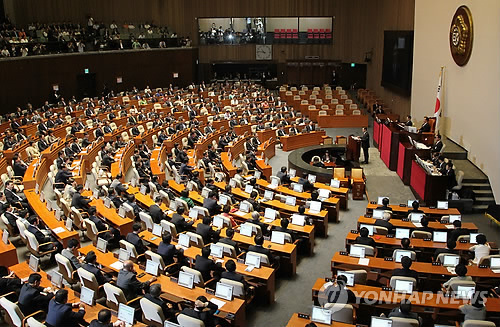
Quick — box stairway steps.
[473,190,493,195]
[462,183,491,190]
[472,204,489,213]
[475,197,495,202]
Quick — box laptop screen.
[443,255,460,267]
[318,188,330,199]
[210,244,224,258]
[178,233,190,248]
[311,306,331,324]
[292,183,303,193]
[245,252,261,268]
[271,231,285,245]
[377,197,388,205]
[490,257,500,269]
[308,174,317,184]
[410,213,424,223]
[264,208,276,220]
[285,196,296,206]
[395,250,413,263]
[291,214,305,226]
[469,233,480,244]
[289,169,296,178]
[254,171,262,179]
[80,286,95,306]
[219,194,229,206]
[330,179,340,188]
[215,282,233,301]
[240,224,253,237]
[264,190,274,200]
[309,201,322,213]
[51,271,63,289]
[395,228,410,239]
[437,201,449,210]
[201,188,210,199]
[456,286,475,299]
[29,254,39,272]
[244,185,254,194]
[239,202,250,213]
[178,271,195,289]
[407,200,418,207]
[337,271,355,286]
[152,224,163,237]
[371,316,393,327]
[145,259,159,276]
[449,215,462,223]
[213,216,224,228]
[373,209,384,219]
[118,303,135,325]
[350,245,365,258]
[433,231,448,243]
[394,280,413,293]
[359,224,374,236]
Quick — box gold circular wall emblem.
[450,5,473,66]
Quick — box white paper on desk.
[210,298,226,309]
[245,265,255,272]
[267,184,278,189]
[358,258,370,266]
[412,222,422,228]
[52,227,66,234]
[447,267,456,274]
[445,225,454,229]
[234,211,246,217]
[215,259,224,264]
[263,218,274,224]
[492,269,500,274]
[110,261,124,270]
[167,210,173,215]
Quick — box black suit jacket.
[83,263,111,285]
[149,204,165,224]
[248,244,273,263]
[13,162,27,177]
[196,223,219,244]
[71,193,90,210]
[374,219,395,234]
[218,237,240,255]
[221,270,247,289]
[158,242,176,265]
[180,302,219,327]
[361,131,370,149]
[46,299,85,327]
[5,188,22,204]
[18,283,51,314]
[203,198,221,216]
[392,268,419,280]
[194,255,221,282]
[126,232,146,254]
[171,213,193,233]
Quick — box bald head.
[123,260,134,271]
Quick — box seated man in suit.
[324,274,356,305]
[392,256,418,279]
[431,134,443,153]
[82,251,113,285]
[376,197,392,211]
[71,184,91,210]
[149,196,166,223]
[298,172,314,192]
[248,235,279,267]
[448,220,468,242]
[116,260,155,300]
[276,166,290,185]
[247,191,261,212]
[416,217,433,233]
[271,218,296,242]
[144,284,178,321]
[222,259,248,291]
[202,191,221,216]
[5,180,30,210]
[218,228,240,255]
[0,266,21,295]
[126,223,147,255]
[45,289,86,327]
[171,206,194,233]
[61,238,82,270]
[180,295,223,327]
[89,309,125,327]
[354,227,376,248]
[13,156,27,177]
[375,211,395,235]
[387,300,421,325]
[409,201,424,213]
[18,273,54,315]
[404,115,413,127]
[194,246,224,282]
[312,157,325,168]
[418,116,431,133]
[27,216,61,258]
[246,211,270,236]
[433,239,457,262]
[196,216,221,245]
[87,206,120,247]
[158,232,177,265]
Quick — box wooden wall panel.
[0,48,197,113]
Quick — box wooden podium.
[346,135,361,161]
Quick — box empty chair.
[352,109,361,115]
[77,268,102,301]
[389,317,420,327]
[323,303,355,324]
[318,110,327,116]
[145,250,166,271]
[220,278,246,299]
[119,240,143,260]
[161,220,177,239]
[478,254,500,266]
[246,251,270,266]
[55,253,78,285]
[181,266,211,287]
[185,231,204,248]
[335,109,344,115]
[0,296,44,327]
[446,280,476,294]
[374,226,389,235]
[216,242,237,258]
[390,276,417,289]
[103,283,140,311]
[139,297,165,327]
[25,230,56,259]
[25,317,46,327]
[411,230,432,239]
[462,321,496,327]
[139,212,154,231]
[344,270,367,285]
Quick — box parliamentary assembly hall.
[0,0,499,326]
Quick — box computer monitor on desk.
[311,306,331,325]
[371,316,393,327]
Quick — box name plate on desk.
[170,277,178,283]
[459,239,468,243]
[399,204,407,207]
[384,257,394,261]
[340,251,348,256]
[432,262,442,266]
[205,288,215,295]
[298,313,310,320]
[237,258,245,264]
[478,265,488,269]
[324,277,333,282]
[364,214,372,218]
[350,230,359,234]
[424,238,432,241]
[402,218,410,222]
[370,201,376,204]
[386,234,395,238]
[382,287,393,291]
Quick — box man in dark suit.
[431,134,443,153]
[61,238,82,270]
[125,223,147,255]
[158,232,177,265]
[377,197,392,211]
[116,260,155,300]
[222,259,248,291]
[276,166,291,185]
[354,227,376,248]
[203,191,221,216]
[144,284,177,320]
[433,240,457,261]
[418,117,431,133]
[45,289,86,327]
[374,211,395,234]
[218,228,240,255]
[18,273,54,315]
[149,197,166,224]
[83,251,112,285]
[89,309,123,327]
[448,220,468,242]
[171,207,194,233]
[305,121,316,132]
[27,216,59,255]
[387,300,421,324]
[246,211,269,236]
[71,185,91,210]
[405,115,413,126]
[13,157,27,177]
[416,217,434,234]
[4,181,28,209]
[392,256,419,279]
[298,172,314,192]
[55,166,73,186]
[360,127,370,164]
[180,296,220,327]
[194,246,223,282]
[248,235,278,266]
[196,216,221,245]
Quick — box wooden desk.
[290,176,349,210]
[0,230,18,267]
[84,192,134,236]
[365,204,460,219]
[25,190,79,247]
[286,313,355,327]
[356,216,478,232]
[281,131,326,152]
[256,129,276,144]
[410,160,448,206]
[397,140,430,185]
[317,114,369,128]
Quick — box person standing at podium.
[361,127,370,164]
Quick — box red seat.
[313,29,319,33]
[286,29,292,33]
[292,33,298,39]
[320,29,325,33]
[292,29,298,33]
[275,34,280,39]
[326,33,332,39]
[320,34,325,39]
[307,29,313,33]
[314,34,320,39]
[326,29,331,33]
[307,33,314,39]
[280,29,286,33]
[274,29,280,34]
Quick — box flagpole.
[434,66,444,136]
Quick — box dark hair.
[254,234,264,246]
[420,217,428,227]
[75,184,83,192]
[85,251,97,263]
[401,238,411,249]
[177,206,185,215]
[223,204,231,213]
[336,274,347,287]
[359,227,369,237]
[162,231,172,244]
[98,309,112,323]
[150,283,162,297]
[298,205,305,214]
[133,223,141,232]
[181,189,189,198]
[68,238,79,248]
[281,166,287,173]
[447,239,457,250]
[412,201,419,210]
[54,289,69,305]
[401,256,413,269]
[88,206,97,215]
[455,263,468,277]
[453,220,462,228]
[0,266,8,277]
[310,190,319,200]
[201,246,211,258]
[382,197,389,206]
[476,234,487,245]
[280,218,289,229]
[250,191,258,199]
[225,259,236,272]
[203,216,211,225]
[399,299,412,314]
[226,228,235,238]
